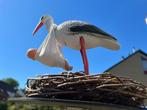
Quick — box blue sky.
[0,0,147,88]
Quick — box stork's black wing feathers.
[70,24,117,40]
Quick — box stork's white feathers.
[57,20,88,34]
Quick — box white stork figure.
[27,15,120,75]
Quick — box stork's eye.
[41,16,44,20]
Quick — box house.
[0,80,15,101]
[104,49,147,105]
[105,49,147,86]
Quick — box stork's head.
[33,15,53,35]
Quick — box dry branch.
[25,72,147,107]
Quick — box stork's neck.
[45,18,54,32]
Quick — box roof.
[104,49,147,72]
[9,97,141,109]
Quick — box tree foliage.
[2,78,19,90]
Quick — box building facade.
[105,50,147,105]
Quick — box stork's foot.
[64,60,73,71]
[27,48,37,60]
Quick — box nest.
[25,72,147,107]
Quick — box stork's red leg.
[80,36,89,75]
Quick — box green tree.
[2,78,19,90]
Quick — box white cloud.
[145,17,147,24]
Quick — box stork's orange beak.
[33,21,44,36]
